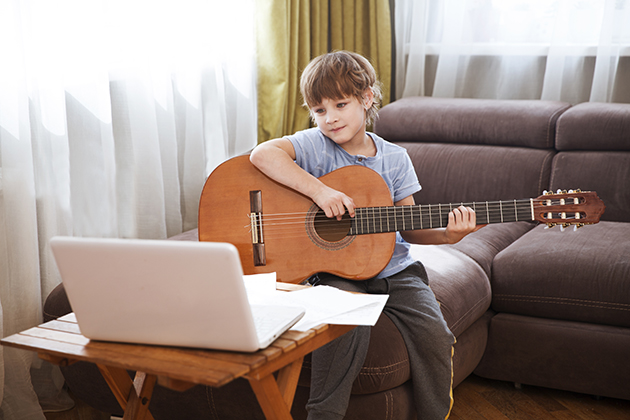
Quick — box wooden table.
[1,294,355,420]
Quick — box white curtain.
[0,0,257,418]
[395,0,630,103]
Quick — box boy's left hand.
[444,206,483,244]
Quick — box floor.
[449,375,630,420]
[44,375,630,420]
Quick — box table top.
[1,309,353,390]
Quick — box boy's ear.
[363,88,375,109]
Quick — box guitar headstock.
[533,190,605,229]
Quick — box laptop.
[49,236,305,352]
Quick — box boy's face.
[309,89,374,152]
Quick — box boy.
[250,51,478,420]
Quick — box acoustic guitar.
[198,155,605,284]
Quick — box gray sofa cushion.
[449,222,535,277]
[399,143,555,206]
[374,97,570,148]
[550,151,630,222]
[410,245,490,337]
[555,102,630,151]
[491,222,630,328]
[552,102,630,223]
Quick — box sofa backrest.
[374,97,571,206]
[552,102,630,222]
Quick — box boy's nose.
[326,112,339,124]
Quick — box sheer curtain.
[0,0,257,418]
[395,0,630,103]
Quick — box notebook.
[49,236,305,352]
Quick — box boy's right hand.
[312,185,356,221]
[250,138,355,220]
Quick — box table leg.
[97,365,157,420]
[276,356,304,408]
[248,374,294,420]
[124,372,157,420]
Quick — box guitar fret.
[400,206,405,230]
[372,207,376,234]
[486,201,490,223]
[409,206,416,230]
[394,207,398,231]
[364,208,368,233]
[378,207,383,232]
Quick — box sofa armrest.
[43,282,72,322]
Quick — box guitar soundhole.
[306,205,354,250]
[314,210,352,241]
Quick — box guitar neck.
[349,198,534,235]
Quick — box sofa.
[43,96,630,419]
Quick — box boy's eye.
[337,102,347,108]
[314,108,325,114]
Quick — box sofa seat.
[492,222,630,327]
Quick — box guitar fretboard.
[349,199,534,235]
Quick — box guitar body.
[198,155,396,284]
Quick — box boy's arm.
[396,195,482,245]
[249,138,355,220]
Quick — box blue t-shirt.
[286,127,421,278]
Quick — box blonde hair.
[300,51,383,126]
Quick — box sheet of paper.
[243,272,277,302]
[243,274,388,331]
[266,285,389,331]
[319,297,388,327]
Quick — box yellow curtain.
[329,0,391,109]
[256,0,391,143]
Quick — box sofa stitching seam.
[494,294,630,310]
[539,152,554,193]
[205,386,219,420]
[359,360,409,375]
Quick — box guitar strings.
[247,198,585,239]
[254,200,581,225]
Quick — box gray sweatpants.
[305,262,455,420]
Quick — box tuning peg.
[545,223,556,229]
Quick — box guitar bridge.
[249,190,266,266]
